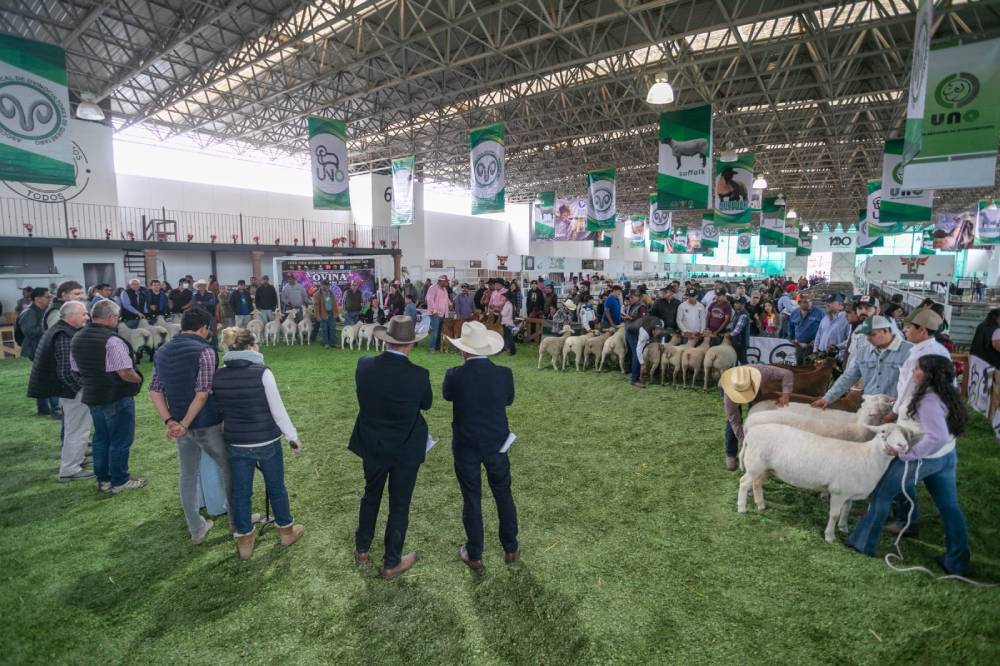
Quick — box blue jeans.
[847,451,970,575]
[319,314,338,346]
[344,311,359,325]
[626,330,640,382]
[228,441,293,535]
[503,325,516,354]
[89,397,136,486]
[428,315,443,351]
[36,396,59,415]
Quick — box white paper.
[499,432,517,454]
[426,435,438,453]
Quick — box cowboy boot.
[277,524,305,547]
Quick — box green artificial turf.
[1,344,998,665]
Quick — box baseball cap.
[825,294,844,303]
[856,295,879,308]
[686,288,698,297]
[438,274,448,281]
[908,309,944,331]
[859,315,892,335]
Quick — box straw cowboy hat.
[446,321,505,356]
[559,324,573,334]
[719,366,762,404]
[563,299,577,311]
[375,315,427,344]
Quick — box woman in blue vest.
[214,327,304,560]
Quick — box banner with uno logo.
[586,166,616,231]
[308,116,350,210]
[0,34,74,185]
[880,139,933,224]
[469,122,505,214]
[648,194,672,240]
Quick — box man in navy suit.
[349,316,432,580]
[443,321,519,571]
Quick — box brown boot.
[354,549,370,566]
[458,545,484,572]
[380,552,417,580]
[277,524,305,547]
[504,548,520,564]
[236,532,256,560]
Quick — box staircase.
[123,250,146,282]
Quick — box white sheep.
[677,335,711,387]
[263,312,282,346]
[341,321,363,350]
[582,328,614,370]
[247,317,265,341]
[154,315,180,341]
[562,330,597,371]
[702,335,737,391]
[738,423,910,543]
[360,323,382,351]
[745,394,895,441]
[661,136,709,169]
[297,309,313,345]
[137,318,169,348]
[117,323,151,360]
[537,326,573,370]
[281,313,298,345]
[598,325,627,373]
[661,337,692,385]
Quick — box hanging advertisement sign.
[860,254,956,281]
[902,0,934,165]
[810,233,858,253]
[903,38,1000,190]
[593,230,613,248]
[469,122,505,214]
[931,209,975,250]
[308,116,351,210]
[650,239,666,253]
[700,212,719,248]
[758,196,793,247]
[390,155,414,225]
[657,105,712,210]
[553,197,594,240]
[0,34,74,185]
[880,139,933,223]
[686,226,703,253]
[974,198,1000,247]
[648,194,672,239]
[673,226,688,253]
[626,215,647,247]
[276,256,377,308]
[587,167,617,230]
[713,153,755,228]
[866,179,904,237]
[532,191,555,239]
[920,229,936,255]
[796,228,812,257]
[736,232,752,254]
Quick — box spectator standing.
[17,287,59,416]
[602,286,623,327]
[313,279,340,349]
[706,290,732,343]
[119,278,147,328]
[168,280,192,316]
[757,300,779,337]
[578,294,597,331]
[526,280,545,318]
[229,280,254,328]
[27,301,93,481]
[677,288,707,339]
[214,327,304,560]
[777,288,797,337]
[70,300,146,494]
[280,274,309,318]
[500,294,516,355]
[16,286,33,313]
[342,280,363,325]
[44,280,84,330]
[148,309,232,543]
[626,315,664,388]
[542,284,558,318]
[702,280,724,307]
[649,287,679,334]
[403,294,418,321]
[254,275,278,323]
[191,280,218,337]
[453,284,476,320]
[217,286,235,329]
[813,294,851,358]
[787,295,824,364]
[508,281,522,316]
[728,298,750,364]
[425,275,452,352]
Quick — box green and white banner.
[308,116,350,210]
[657,105,712,210]
[626,215,647,248]
[856,208,885,254]
[700,211,719,249]
[904,37,1000,190]
[390,155,415,225]
[920,229,936,255]
[648,194,672,240]
[650,239,666,253]
[533,191,555,239]
[881,139,933,223]
[470,122,505,214]
[587,167,616,230]
[902,0,934,165]
[866,179,904,237]
[759,196,796,247]
[593,230,613,248]
[796,228,812,257]
[0,34,74,185]
[736,232,752,254]
[673,226,688,253]
[974,199,1000,247]
[713,153,755,228]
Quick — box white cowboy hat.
[563,299,577,311]
[446,321,505,356]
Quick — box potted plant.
[274,238,280,245]
[210,234,217,243]
[253,235,260,245]
[23,223,33,237]
[69,227,78,239]
[126,230,135,241]
[232,233,239,244]
[311,238,316,247]
[293,237,299,246]
[105,228,113,240]
[157,231,167,241]
[186,233,194,242]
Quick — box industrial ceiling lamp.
[751,174,768,189]
[645,72,675,105]
[786,208,799,220]
[76,94,104,121]
[774,193,786,207]
[720,142,738,163]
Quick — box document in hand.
[499,432,516,454]
[426,435,438,453]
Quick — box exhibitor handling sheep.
[719,365,793,471]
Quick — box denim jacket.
[823,334,912,403]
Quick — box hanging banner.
[308,116,350,210]
[736,232,752,254]
[626,215,647,248]
[553,197,594,240]
[902,0,934,165]
[593,230,613,248]
[699,211,719,249]
[657,105,712,210]
[686,225,704,252]
[931,209,975,250]
[714,153,755,228]
[796,228,812,257]
[856,208,884,254]
[673,226,688,253]
[648,194,673,239]
[650,239,666,253]
[532,191,555,239]
[920,229,936,255]
[587,167,617,230]
[903,38,1000,190]
[0,34,75,185]
[974,199,1000,247]
[881,139,933,223]
[390,155,415,225]
[469,122,505,214]
[758,196,791,246]
[866,179,903,237]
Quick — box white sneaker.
[97,481,112,493]
[111,478,148,494]
[191,519,214,545]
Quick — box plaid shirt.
[149,347,215,393]
[53,332,82,394]
[70,336,133,373]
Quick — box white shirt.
[701,290,718,307]
[893,337,951,414]
[578,306,596,331]
[677,300,707,334]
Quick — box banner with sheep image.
[469,122,505,214]
[532,191,555,239]
[796,227,812,257]
[391,155,415,225]
[657,105,712,210]
[880,139,933,224]
[586,167,617,230]
[648,194,672,240]
[308,116,351,210]
[626,215,646,247]
[714,153,755,228]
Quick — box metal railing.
[0,197,400,249]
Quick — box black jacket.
[648,297,679,330]
[442,358,514,461]
[254,284,278,310]
[349,352,432,466]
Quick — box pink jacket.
[426,284,451,316]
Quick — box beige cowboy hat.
[375,315,427,344]
[563,299,577,311]
[559,324,573,334]
[446,321,505,356]
[719,366,762,404]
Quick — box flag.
[796,227,812,257]
[974,199,1000,247]
[700,211,719,248]
[469,122,505,214]
[673,226,688,253]
[714,153,755,228]
[587,167,616,230]
[650,240,666,253]
[902,0,934,165]
[881,139,932,223]
[626,215,646,247]
[648,194,672,239]
[866,179,904,237]
[533,191,555,239]
[391,155,414,225]
[736,232,751,254]
[920,229,936,255]
[657,105,713,210]
[308,116,350,210]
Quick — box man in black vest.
[27,300,94,482]
[119,278,147,328]
[17,287,59,416]
[442,322,519,571]
[349,315,432,580]
[148,309,231,543]
[168,279,193,316]
[649,287,679,334]
[70,299,146,494]
[626,315,665,388]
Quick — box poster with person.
[626,215,647,247]
[713,153,755,228]
[553,197,594,240]
[974,199,1000,247]
[276,256,379,307]
[932,209,975,250]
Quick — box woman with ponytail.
[847,355,971,575]
[213,327,304,560]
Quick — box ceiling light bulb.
[751,174,767,189]
[786,208,799,220]
[646,73,675,105]
[76,99,105,121]
[774,194,786,207]
[720,142,737,163]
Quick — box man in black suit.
[349,315,432,580]
[442,321,519,571]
